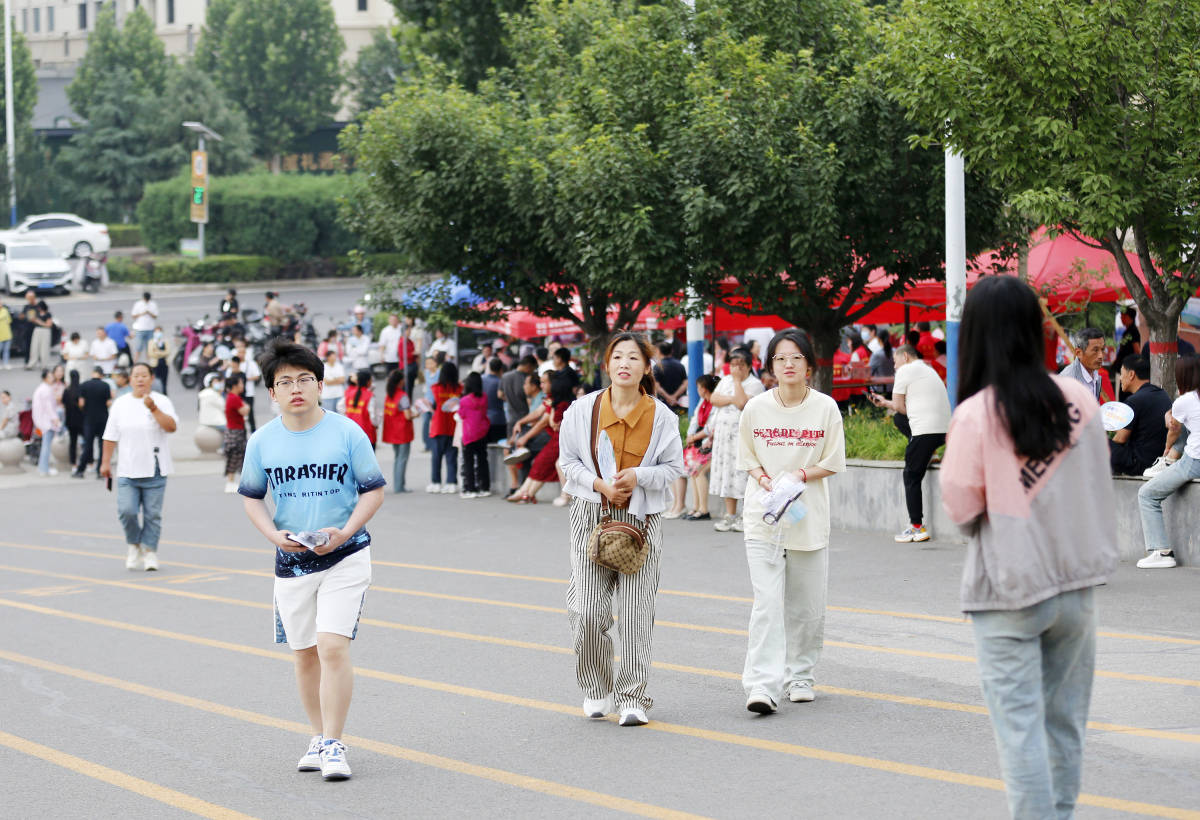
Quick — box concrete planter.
[829,460,1198,566]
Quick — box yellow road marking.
[45,530,1200,645]
[9,542,1200,690]
[0,649,709,820]
[3,611,1198,819]
[0,730,258,820]
[4,591,1199,747]
[15,584,89,597]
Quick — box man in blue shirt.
[239,340,385,782]
[105,311,131,365]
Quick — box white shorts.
[273,547,372,650]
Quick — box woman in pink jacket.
[458,371,492,498]
[940,276,1119,819]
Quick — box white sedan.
[6,213,111,258]
[1,241,74,295]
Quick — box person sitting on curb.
[868,345,950,543]
[1109,354,1171,477]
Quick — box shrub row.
[137,173,360,261]
[107,253,408,284]
[107,224,143,247]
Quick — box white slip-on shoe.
[1136,550,1177,569]
[297,735,323,771]
[582,694,614,718]
[618,707,648,726]
[142,551,159,571]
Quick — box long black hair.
[437,361,460,388]
[385,368,406,398]
[463,371,483,398]
[958,276,1071,460]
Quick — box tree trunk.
[809,325,840,396]
[1146,317,1180,399]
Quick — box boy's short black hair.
[227,372,246,391]
[1120,353,1151,381]
[258,338,323,388]
[553,347,571,365]
[535,346,549,360]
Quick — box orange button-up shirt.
[598,389,656,473]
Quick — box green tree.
[679,0,1011,390]
[343,0,693,354]
[154,60,257,176]
[884,0,1200,395]
[56,70,179,222]
[67,6,168,121]
[390,0,528,91]
[0,30,41,216]
[198,0,344,164]
[348,28,413,116]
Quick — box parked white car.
[7,213,111,258]
[1,241,74,295]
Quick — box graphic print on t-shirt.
[239,412,385,577]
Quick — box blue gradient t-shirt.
[239,411,386,577]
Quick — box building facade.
[14,0,397,128]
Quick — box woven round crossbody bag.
[585,391,649,574]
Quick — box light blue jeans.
[1137,453,1200,552]
[38,428,57,474]
[391,442,410,492]
[971,587,1096,820]
[0,338,10,366]
[118,474,167,551]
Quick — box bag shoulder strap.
[589,391,610,515]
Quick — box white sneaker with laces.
[142,551,159,571]
[787,682,815,703]
[425,483,440,493]
[320,738,351,780]
[460,491,478,499]
[746,692,777,714]
[440,483,458,494]
[731,515,744,532]
[618,707,648,726]
[125,544,143,570]
[297,734,323,771]
[583,694,614,718]
[1142,456,1177,477]
[476,490,492,498]
[1136,550,1177,569]
[895,525,930,543]
[223,481,237,494]
[714,515,735,532]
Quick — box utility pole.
[945,146,966,409]
[182,121,222,260]
[4,0,17,226]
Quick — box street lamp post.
[4,0,17,226]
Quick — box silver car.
[1,241,74,295]
[8,212,112,258]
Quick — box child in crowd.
[381,369,419,493]
[458,371,492,498]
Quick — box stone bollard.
[0,438,24,473]
[51,433,71,466]
[194,425,223,456]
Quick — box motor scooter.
[80,254,107,293]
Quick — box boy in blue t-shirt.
[239,340,385,781]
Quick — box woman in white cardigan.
[559,332,685,727]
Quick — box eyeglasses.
[772,355,806,364]
[273,376,318,390]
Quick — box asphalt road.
[1,444,1198,819]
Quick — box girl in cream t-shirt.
[736,329,845,715]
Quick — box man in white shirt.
[89,326,119,374]
[100,362,178,571]
[130,291,158,363]
[232,339,261,431]
[377,314,403,374]
[471,342,493,374]
[428,328,456,362]
[345,325,371,371]
[869,345,951,543]
[320,349,347,411]
[1060,327,1106,401]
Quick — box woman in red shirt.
[428,362,462,493]
[341,369,378,447]
[223,373,250,494]
[507,371,573,504]
[381,369,419,493]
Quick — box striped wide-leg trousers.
[566,499,663,712]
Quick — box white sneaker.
[142,551,159,571]
[460,491,478,499]
[47,467,59,476]
[425,483,440,493]
[618,707,648,726]
[582,694,614,718]
[552,494,569,507]
[895,525,930,543]
[714,515,735,532]
[319,738,351,780]
[1136,550,1177,569]
[1142,456,1177,477]
[125,544,143,570]
[661,509,685,520]
[297,734,323,771]
[223,481,237,494]
[476,490,492,498]
[746,692,777,714]
[787,682,815,703]
[731,515,744,532]
[440,483,458,493]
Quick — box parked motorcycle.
[173,318,215,389]
[80,254,107,293]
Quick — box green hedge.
[842,407,946,461]
[108,253,408,284]
[137,172,360,261]
[108,224,143,247]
